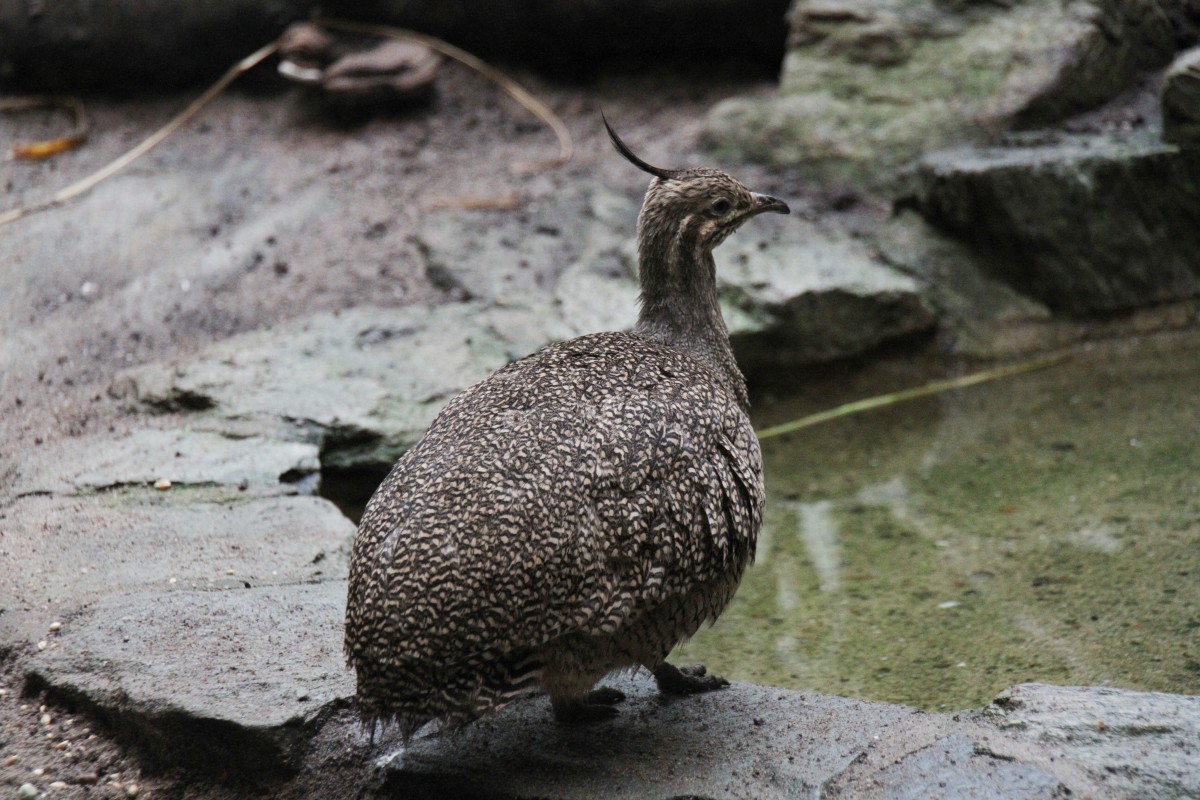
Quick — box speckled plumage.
[345,121,788,737]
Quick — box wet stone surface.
[0,490,352,644]
[26,581,354,781]
[6,427,320,501]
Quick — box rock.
[876,209,1058,357]
[415,186,639,332]
[906,130,1200,314]
[6,428,319,502]
[824,731,1066,800]
[379,679,1200,799]
[21,587,1200,797]
[981,684,1200,800]
[1163,46,1200,146]
[117,304,568,472]
[418,185,935,370]
[719,214,936,369]
[383,674,934,800]
[25,581,353,781]
[0,491,353,643]
[705,0,1197,185]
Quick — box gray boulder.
[905,130,1200,314]
[720,214,936,368]
[979,683,1200,800]
[705,0,1198,186]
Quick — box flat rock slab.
[384,675,933,800]
[26,580,353,780]
[982,683,1200,799]
[825,731,1065,800]
[7,427,320,501]
[388,678,1191,800]
[118,304,567,470]
[0,491,353,644]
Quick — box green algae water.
[678,330,1200,710]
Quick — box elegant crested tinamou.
[345,117,788,739]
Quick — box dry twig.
[0,41,279,228]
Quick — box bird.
[345,116,789,740]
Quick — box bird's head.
[603,115,789,259]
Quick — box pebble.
[49,621,62,632]
[4,755,18,766]
[37,640,48,651]
[0,687,8,697]
[49,781,68,790]
[126,784,141,798]
[40,713,52,725]
[153,478,172,491]
[32,767,45,776]
[53,741,69,750]
[18,784,38,799]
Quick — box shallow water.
[679,329,1200,710]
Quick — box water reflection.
[679,330,1200,709]
[793,500,840,593]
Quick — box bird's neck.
[633,231,749,411]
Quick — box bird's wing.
[346,333,762,670]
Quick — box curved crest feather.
[602,111,683,181]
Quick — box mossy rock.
[706,0,1187,187]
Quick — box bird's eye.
[709,198,733,217]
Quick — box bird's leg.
[652,661,730,695]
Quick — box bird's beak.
[750,193,790,216]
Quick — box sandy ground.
[1,60,800,799]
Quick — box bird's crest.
[602,112,684,181]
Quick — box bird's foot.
[653,662,730,696]
[552,685,626,723]
[586,686,627,706]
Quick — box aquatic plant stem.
[755,353,1071,441]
